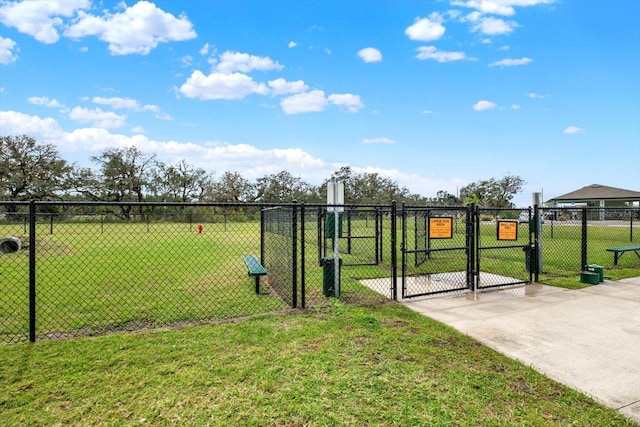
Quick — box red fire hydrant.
[197,224,203,234]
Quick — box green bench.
[243,255,267,294]
[606,245,640,265]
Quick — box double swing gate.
[316,203,534,301]
[400,204,533,299]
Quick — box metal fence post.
[292,201,298,308]
[29,200,36,343]
[300,203,305,309]
[581,207,588,270]
[260,207,265,264]
[466,203,476,291]
[391,201,397,301]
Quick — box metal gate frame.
[401,205,471,298]
[401,204,533,299]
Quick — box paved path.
[401,278,640,424]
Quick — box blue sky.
[1,0,638,206]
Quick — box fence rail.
[1,201,638,344]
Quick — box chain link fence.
[0,201,394,344]
[537,207,640,283]
[2,202,638,344]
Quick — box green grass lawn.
[2,218,639,343]
[0,301,634,426]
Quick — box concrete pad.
[401,279,640,424]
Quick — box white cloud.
[416,46,466,62]
[199,43,210,56]
[288,41,297,48]
[563,126,584,134]
[0,36,18,64]
[362,137,396,144]
[268,78,309,96]
[154,112,173,121]
[452,0,556,16]
[91,96,141,110]
[0,0,89,44]
[452,0,517,16]
[27,96,63,108]
[328,93,364,112]
[181,55,193,67]
[472,17,516,35]
[68,106,126,128]
[357,47,382,63]
[0,110,466,198]
[0,110,64,139]
[473,100,498,111]
[90,96,165,118]
[422,110,436,115]
[511,104,521,110]
[64,1,196,55]
[280,90,329,114]
[179,70,269,100]
[528,92,547,98]
[489,57,533,67]
[215,51,283,74]
[405,14,446,41]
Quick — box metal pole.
[533,192,543,278]
[292,201,298,308]
[300,203,305,309]
[29,201,36,343]
[260,208,265,265]
[581,207,588,270]
[391,201,397,300]
[332,181,340,298]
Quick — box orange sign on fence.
[497,220,518,241]
[429,217,453,239]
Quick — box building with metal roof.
[549,184,640,207]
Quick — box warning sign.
[429,217,453,239]
[497,220,518,241]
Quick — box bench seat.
[606,245,640,265]
[243,255,266,294]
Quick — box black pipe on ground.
[0,237,22,254]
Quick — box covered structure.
[548,184,640,220]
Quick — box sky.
[1,0,639,207]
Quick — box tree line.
[1,135,525,210]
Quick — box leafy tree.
[0,135,72,207]
[322,166,425,205]
[150,159,213,202]
[84,146,157,218]
[427,190,461,206]
[459,174,525,208]
[255,170,317,203]
[208,171,255,203]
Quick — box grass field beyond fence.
[1,205,639,343]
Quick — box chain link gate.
[401,205,471,298]
[401,204,533,299]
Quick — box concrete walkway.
[401,278,640,424]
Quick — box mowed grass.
[0,302,634,426]
[2,218,639,342]
[329,217,640,289]
[0,221,287,342]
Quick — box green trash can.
[325,212,343,239]
[584,264,604,283]
[320,257,341,297]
